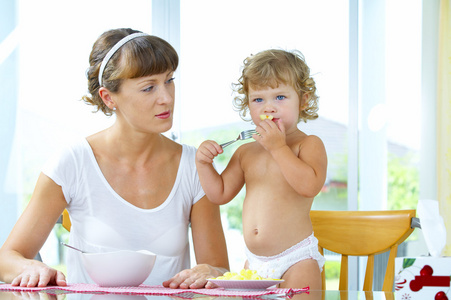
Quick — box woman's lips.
[156,111,171,119]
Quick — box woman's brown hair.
[82,28,179,116]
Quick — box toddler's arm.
[196,140,244,205]
[255,120,327,198]
[273,135,327,197]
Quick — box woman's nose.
[157,85,174,104]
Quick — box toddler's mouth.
[259,114,274,121]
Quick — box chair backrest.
[62,209,71,232]
[310,209,416,292]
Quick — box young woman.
[0,28,229,288]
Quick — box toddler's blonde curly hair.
[233,49,318,123]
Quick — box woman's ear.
[99,87,116,110]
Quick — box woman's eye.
[166,77,175,84]
[276,95,286,100]
[142,86,154,92]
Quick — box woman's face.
[113,70,176,134]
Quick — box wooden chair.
[310,209,417,292]
[34,209,72,261]
[61,209,71,232]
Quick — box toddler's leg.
[279,259,322,290]
[244,259,249,269]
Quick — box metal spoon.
[61,242,87,254]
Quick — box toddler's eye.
[253,98,263,103]
[276,95,286,100]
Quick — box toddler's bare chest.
[241,149,285,177]
[240,147,300,192]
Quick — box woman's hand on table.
[162,264,228,289]
[11,261,66,287]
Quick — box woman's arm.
[162,196,229,289]
[0,173,68,287]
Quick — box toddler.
[195,49,327,289]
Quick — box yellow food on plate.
[259,114,274,121]
[210,269,279,280]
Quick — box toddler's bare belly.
[242,192,313,257]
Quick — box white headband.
[98,32,148,86]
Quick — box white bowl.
[81,250,156,287]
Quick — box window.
[179,0,350,273]
[1,0,154,266]
[1,0,429,290]
[179,0,425,289]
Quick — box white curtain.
[437,0,451,256]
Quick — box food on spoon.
[259,114,274,121]
[210,269,278,280]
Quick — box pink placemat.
[0,283,308,298]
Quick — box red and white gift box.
[394,257,451,300]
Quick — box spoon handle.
[61,242,86,253]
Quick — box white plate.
[208,279,284,290]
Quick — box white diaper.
[245,233,325,279]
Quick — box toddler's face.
[248,83,301,131]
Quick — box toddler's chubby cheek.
[259,115,274,121]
